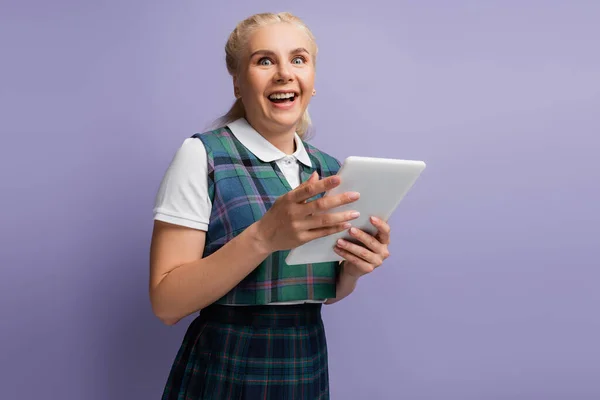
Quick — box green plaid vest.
[193,126,342,305]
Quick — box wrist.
[247,221,274,256]
[340,261,361,283]
[326,262,359,305]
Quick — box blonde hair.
[215,12,318,138]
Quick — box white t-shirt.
[152,118,325,305]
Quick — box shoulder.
[302,141,342,170]
[191,126,234,154]
[164,137,208,169]
[161,135,209,181]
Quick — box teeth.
[269,92,296,100]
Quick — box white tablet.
[285,156,426,265]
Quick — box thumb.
[297,171,318,196]
[300,171,319,204]
[300,171,318,187]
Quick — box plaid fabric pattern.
[194,127,342,305]
[161,304,330,399]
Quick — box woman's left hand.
[333,216,391,278]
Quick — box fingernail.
[337,239,346,246]
[350,227,358,235]
[330,176,340,184]
[348,192,360,200]
[371,216,379,222]
[350,211,360,218]
[342,222,352,229]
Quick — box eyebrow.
[249,47,310,58]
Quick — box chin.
[267,112,303,129]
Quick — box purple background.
[2,1,599,399]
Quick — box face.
[235,22,316,134]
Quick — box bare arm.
[326,217,393,305]
[149,172,361,325]
[324,262,360,305]
[149,220,270,325]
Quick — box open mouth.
[268,92,298,104]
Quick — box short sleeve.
[153,138,212,231]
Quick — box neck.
[245,116,297,155]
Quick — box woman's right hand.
[254,171,361,254]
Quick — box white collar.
[226,118,312,167]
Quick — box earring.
[234,88,241,98]
[312,89,316,96]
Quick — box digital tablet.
[285,156,426,265]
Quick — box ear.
[233,76,240,99]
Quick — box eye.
[292,56,305,65]
[258,57,273,66]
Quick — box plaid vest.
[193,126,342,305]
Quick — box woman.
[150,12,392,399]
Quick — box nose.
[273,63,293,83]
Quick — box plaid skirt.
[161,303,330,399]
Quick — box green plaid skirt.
[161,303,330,399]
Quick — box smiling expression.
[234,22,316,134]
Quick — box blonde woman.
[150,12,392,399]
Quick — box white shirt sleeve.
[153,138,212,231]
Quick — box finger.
[371,216,391,245]
[299,171,319,190]
[297,171,318,191]
[290,174,341,204]
[304,222,352,242]
[333,246,375,274]
[306,190,360,215]
[348,226,386,254]
[335,238,382,266]
[301,172,319,203]
[299,210,360,230]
